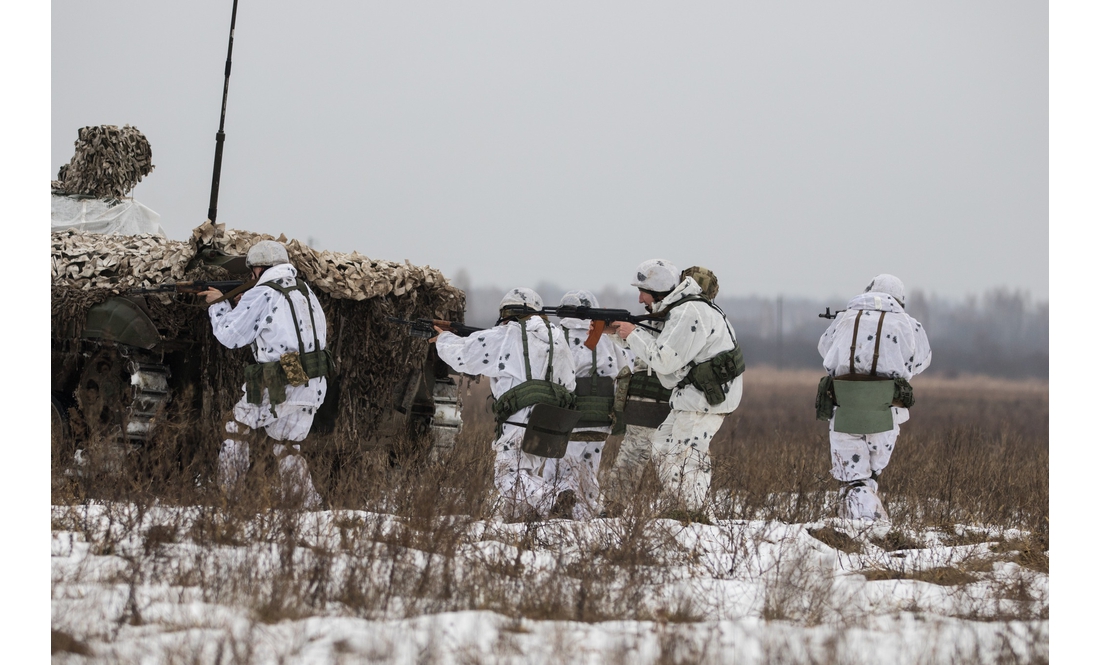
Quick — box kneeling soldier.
[200,240,330,509]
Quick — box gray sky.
[52,1,1048,302]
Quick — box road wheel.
[74,347,132,440]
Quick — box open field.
[52,369,1048,663]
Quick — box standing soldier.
[431,288,577,521]
[609,259,745,518]
[542,290,634,520]
[817,274,931,523]
[200,240,330,509]
[603,264,722,515]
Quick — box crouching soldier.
[610,259,745,518]
[199,240,330,509]
[541,289,634,520]
[817,274,931,523]
[431,288,577,521]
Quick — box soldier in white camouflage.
[817,274,931,523]
[200,240,330,509]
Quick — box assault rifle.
[819,307,846,320]
[387,317,483,339]
[130,278,257,305]
[542,305,665,350]
[131,280,245,295]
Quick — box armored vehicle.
[51,220,466,473]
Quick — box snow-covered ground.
[51,502,1047,664]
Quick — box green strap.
[564,328,601,396]
[520,318,532,381]
[589,345,598,395]
[262,280,322,353]
[544,316,554,380]
[518,315,554,382]
[848,310,863,374]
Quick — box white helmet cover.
[864,274,906,307]
[559,289,600,309]
[500,287,543,312]
[631,259,680,292]
[245,240,290,268]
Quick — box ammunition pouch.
[676,346,746,406]
[626,372,673,402]
[573,375,616,429]
[492,379,577,436]
[245,349,332,406]
[516,403,584,458]
[611,370,673,435]
[893,377,915,408]
[280,351,309,387]
[620,399,672,431]
[815,375,836,421]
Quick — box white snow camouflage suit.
[818,291,931,521]
[207,262,327,509]
[540,313,634,520]
[621,277,743,512]
[435,315,577,520]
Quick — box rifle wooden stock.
[543,305,663,350]
[585,320,607,350]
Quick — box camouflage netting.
[52,222,465,443]
[52,125,155,199]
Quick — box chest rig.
[243,279,332,407]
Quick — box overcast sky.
[51,1,1048,301]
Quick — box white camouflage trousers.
[539,432,608,521]
[603,424,654,505]
[829,419,900,522]
[491,424,559,521]
[219,406,323,510]
[605,412,725,512]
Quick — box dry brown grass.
[705,367,1047,544]
[51,368,1048,660]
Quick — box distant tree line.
[458,278,1048,380]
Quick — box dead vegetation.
[51,369,1048,662]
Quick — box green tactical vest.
[824,309,915,434]
[491,316,576,435]
[666,295,746,406]
[243,279,332,407]
[564,329,616,429]
[626,371,673,402]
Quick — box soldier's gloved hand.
[429,325,444,343]
[199,288,224,304]
[613,321,635,339]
